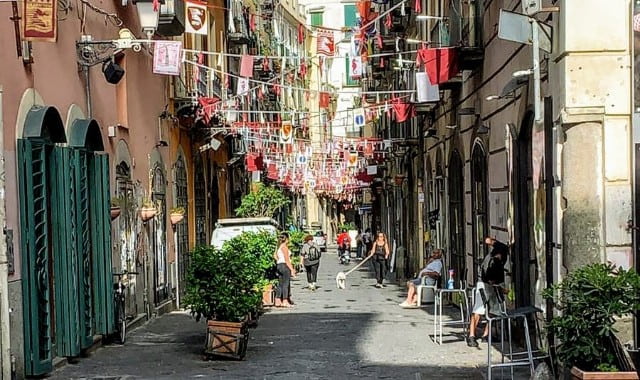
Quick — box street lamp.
[134,0,161,39]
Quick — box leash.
[344,255,373,276]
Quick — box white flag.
[153,41,182,75]
[185,0,208,35]
[416,72,440,103]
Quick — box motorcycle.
[338,241,351,264]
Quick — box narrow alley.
[49,251,496,380]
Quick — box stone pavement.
[50,251,515,380]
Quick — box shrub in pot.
[183,244,264,360]
[221,231,278,311]
[542,263,640,379]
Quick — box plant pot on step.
[110,207,121,220]
[262,284,274,307]
[139,207,157,222]
[205,320,249,360]
[170,213,184,225]
[571,367,639,380]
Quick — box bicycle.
[113,270,138,344]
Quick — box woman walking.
[368,232,390,288]
[274,233,296,307]
[301,235,322,290]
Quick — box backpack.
[306,244,321,262]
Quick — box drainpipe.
[0,86,12,380]
[84,66,92,118]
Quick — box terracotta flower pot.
[139,207,157,222]
[571,367,639,380]
[110,207,121,220]
[170,213,184,225]
[262,284,274,306]
[205,320,249,360]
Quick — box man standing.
[399,249,443,307]
[467,237,509,347]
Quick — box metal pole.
[84,66,92,118]
[531,19,542,123]
[0,86,12,380]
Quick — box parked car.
[210,217,279,250]
[312,230,327,251]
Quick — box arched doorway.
[151,162,168,304]
[174,153,189,304]
[448,150,465,277]
[18,108,113,375]
[471,142,488,282]
[513,113,534,308]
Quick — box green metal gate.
[18,140,113,376]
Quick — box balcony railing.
[172,64,224,102]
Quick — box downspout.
[84,66,92,118]
[544,97,555,356]
[0,86,12,380]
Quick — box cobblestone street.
[50,252,505,380]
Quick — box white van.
[210,217,279,250]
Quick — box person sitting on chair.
[399,249,443,308]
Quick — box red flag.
[297,24,305,44]
[376,33,383,49]
[319,92,330,109]
[299,59,307,77]
[240,55,254,77]
[422,48,459,85]
[414,0,421,14]
[262,58,270,71]
[249,14,256,32]
[391,98,416,122]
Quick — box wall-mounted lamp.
[512,69,534,78]
[416,15,447,21]
[133,0,162,39]
[102,59,125,84]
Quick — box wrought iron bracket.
[76,40,121,68]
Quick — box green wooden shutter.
[18,139,53,376]
[90,154,114,334]
[310,12,323,26]
[344,5,357,27]
[75,150,94,349]
[51,146,81,357]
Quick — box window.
[310,12,323,26]
[345,56,360,87]
[344,4,357,27]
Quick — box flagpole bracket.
[76,30,145,67]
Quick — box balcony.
[172,64,224,112]
[157,0,185,37]
[431,0,483,70]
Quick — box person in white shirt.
[399,249,443,308]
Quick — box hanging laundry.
[227,0,236,33]
[384,13,392,29]
[417,47,460,85]
[299,59,307,77]
[391,98,416,122]
[240,54,254,77]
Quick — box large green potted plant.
[183,243,264,360]
[542,263,640,379]
[222,231,278,310]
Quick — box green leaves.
[183,231,278,323]
[543,263,640,371]
[235,184,290,218]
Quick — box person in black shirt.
[466,237,509,347]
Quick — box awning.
[23,106,66,143]
[69,118,104,151]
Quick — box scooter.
[338,242,351,264]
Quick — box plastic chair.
[432,276,469,344]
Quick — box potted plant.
[110,196,123,220]
[542,263,640,379]
[184,235,269,360]
[139,199,157,222]
[222,231,278,311]
[170,206,185,225]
